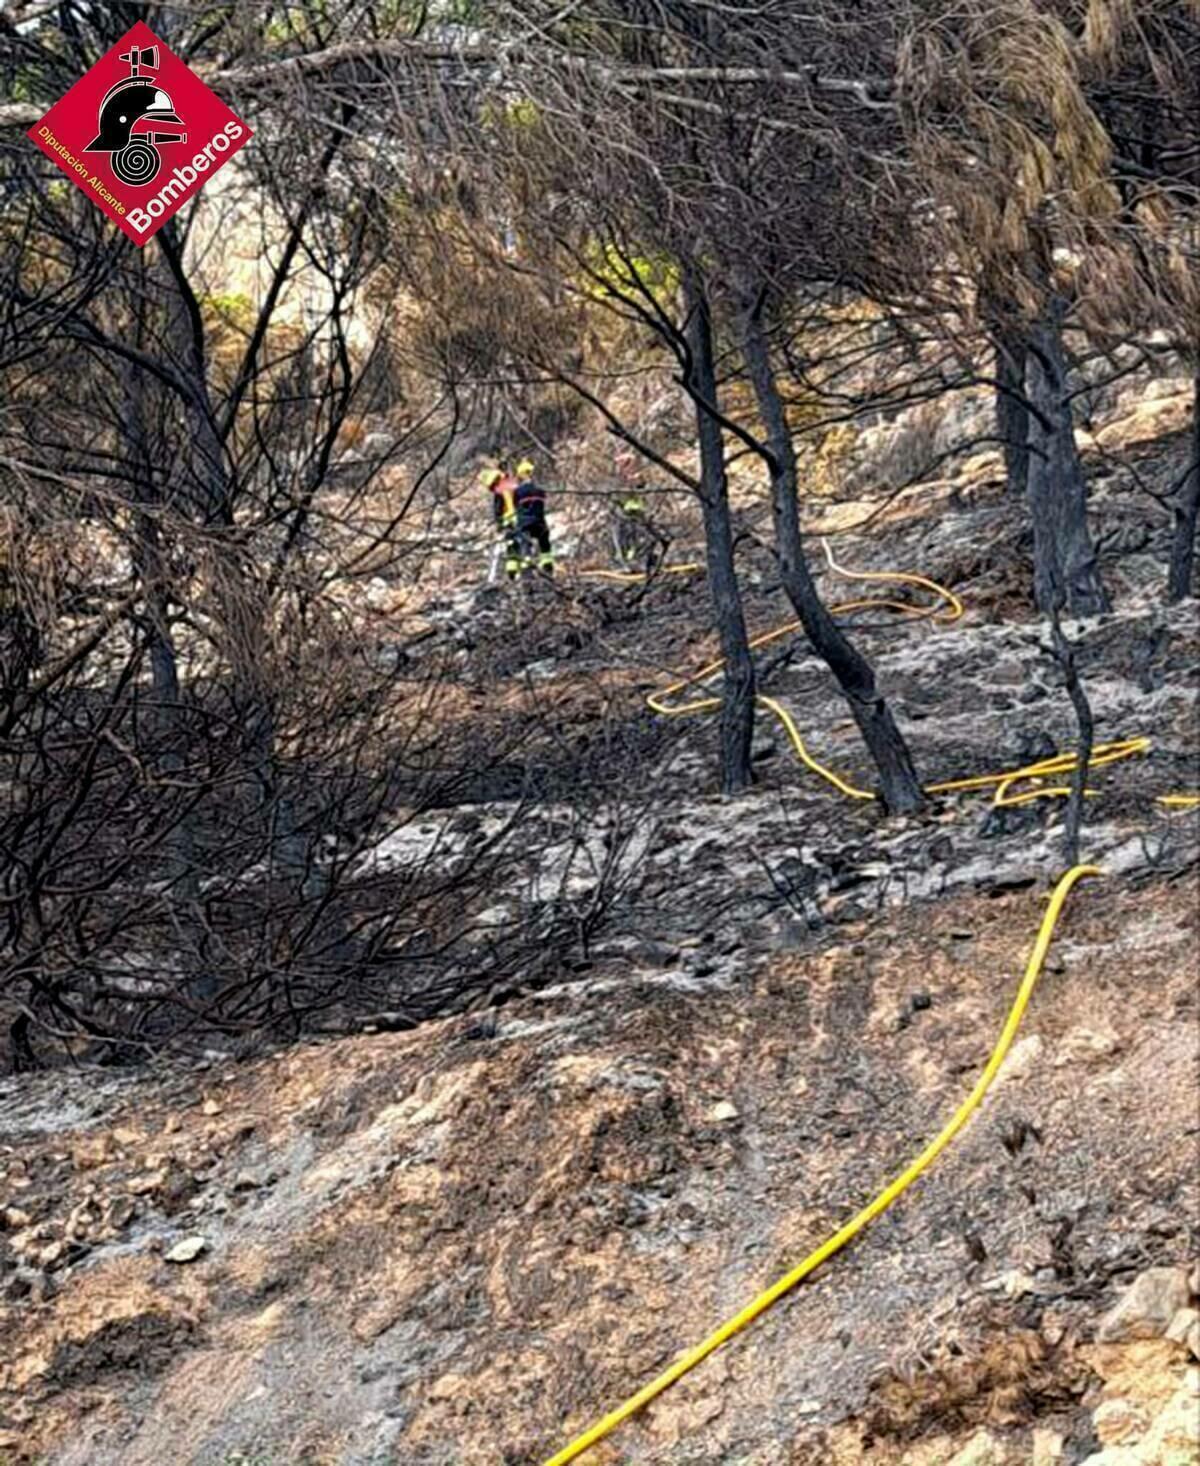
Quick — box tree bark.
[1166,360,1199,603]
[740,294,925,813]
[1049,602,1093,869]
[995,323,1030,498]
[682,269,755,794]
[980,286,1030,498]
[1024,294,1110,615]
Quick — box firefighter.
[612,483,668,573]
[514,458,554,575]
[480,464,521,580]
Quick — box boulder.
[1098,1266,1191,1343]
[363,431,395,458]
[1031,1427,1064,1465]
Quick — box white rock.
[948,1429,1010,1466]
[1054,1025,1121,1065]
[164,1235,208,1264]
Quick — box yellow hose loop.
[582,545,964,628]
[927,738,1151,807]
[822,538,965,624]
[647,622,804,717]
[598,548,1146,812]
[540,865,1102,1466]
[1158,793,1200,809]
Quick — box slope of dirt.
[1,863,1197,1464]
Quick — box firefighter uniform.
[481,466,521,579]
[514,459,553,574]
[613,491,666,571]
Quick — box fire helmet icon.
[84,43,186,186]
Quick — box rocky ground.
[1,366,1198,1465]
[1,872,1197,1465]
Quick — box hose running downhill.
[540,865,1102,1466]
[536,550,1194,1461]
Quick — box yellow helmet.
[516,458,535,480]
[480,467,503,488]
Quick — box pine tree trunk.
[1024,294,1110,615]
[996,324,1030,498]
[1167,361,1199,603]
[980,286,1030,498]
[740,295,925,813]
[682,270,755,795]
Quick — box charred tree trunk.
[740,294,925,813]
[996,323,1030,499]
[1167,361,1199,603]
[1049,600,1093,868]
[1025,294,1110,616]
[981,287,1030,498]
[682,269,755,794]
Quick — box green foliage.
[264,1,331,44]
[505,96,541,129]
[199,292,255,333]
[479,93,543,135]
[579,242,680,308]
[9,67,39,103]
[439,0,486,20]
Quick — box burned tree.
[739,289,925,812]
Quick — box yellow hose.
[532,551,1182,1460]
[540,864,1102,1466]
[642,555,960,794]
[637,553,1149,807]
[582,563,704,583]
[927,736,1152,808]
[821,537,965,623]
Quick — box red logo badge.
[27,21,251,247]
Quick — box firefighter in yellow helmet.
[513,458,553,575]
[480,462,522,579]
[611,463,668,573]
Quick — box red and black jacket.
[515,477,547,522]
